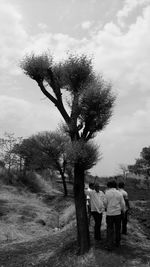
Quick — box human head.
[118,181,125,189]
[95,183,100,192]
[107,180,117,189]
[89,183,94,190]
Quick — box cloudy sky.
[0,0,150,176]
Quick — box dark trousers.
[121,211,128,234]
[106,214,121,248]
[87,205,92,225]
[91,211,102,240]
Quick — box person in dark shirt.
[118,181,130,235]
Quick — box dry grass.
[0,183,62,244]
[59,204,75,228]
[50,248,98,267]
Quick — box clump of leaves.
[66,141,100,170]
[60,54,94,93]
[20,53,52,81]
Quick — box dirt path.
[49,216,150,267]
[93,217,150,267]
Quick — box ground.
[0,182,149,267]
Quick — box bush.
[18,171,53,194]
[18,172,43,193]
[0,170,18,185]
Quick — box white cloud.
[117,0,150,26]
[24,32,86,61]
[92,101,150,176]
[85,5,150,96]
[23,5,150,96]
[0,95,60,136]
[81,20,93,30]
[91,93,150,176]
[121,99,150,136]
[2,0,149,99]
[90,0,97,3]
[0,0,28,72]
[38,23,48,31]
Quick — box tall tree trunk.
[74,162,90,254]
[19,156,22,172]
[61,172,68,196]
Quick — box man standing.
[86,183,94,224]
[118,181,130,235]
[85,183,105,241]
[105,180,125,250]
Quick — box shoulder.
[88,189,94,195]
[85,188,92,195]
[105,189,111,196]
[116,189,123,197]
[120,189,128,197]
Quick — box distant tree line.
[0,131,98,197]
[0,131,72,195]
[128,146,150,176]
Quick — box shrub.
[18,171,52,193]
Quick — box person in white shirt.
[86,183,94,224]
[105,180,125,250]
[118,181,130,235]
[85,183,105,241]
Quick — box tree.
[0,132,22,172]
[128,146,150,176]
[140,147,150,164]
[119,164,128,179]
[33,131,70,196]
[13,137,42,173]
[128,158,147,175]
[0,160,5,168]
[20,53,115,254]
[14,131,71,196]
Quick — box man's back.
[88,190,105,213]
[105,188,125,216]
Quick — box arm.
[103,192,108,210]
[101,192,107,206]
[125,198,130,210]
[124,192,130,210]
[120,194,125,213]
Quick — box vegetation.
[13,131,70,196]
[0,132,23,172]
[0,161,150,266]
[128,146,150,176]
[0,176,149,266]
[20,53,115,254]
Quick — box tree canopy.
[128,146,150,175]
[21,53,115,142]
